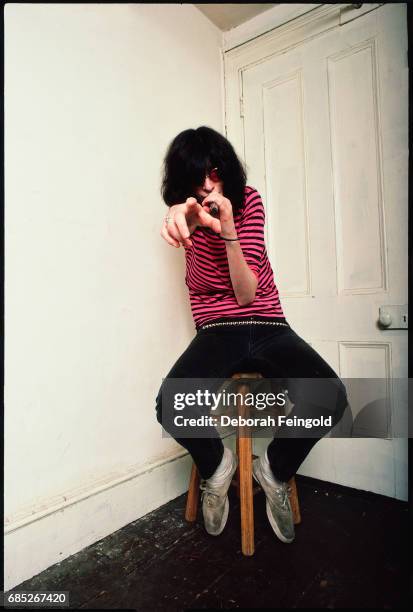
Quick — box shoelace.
[200,481,221,508]
[268,483,292,511]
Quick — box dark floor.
[8,475,410,610]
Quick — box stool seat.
[184,372,301,556]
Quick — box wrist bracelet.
[220,235,239,241]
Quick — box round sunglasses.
[206,167,220,182]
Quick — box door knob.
[379,310,392,327]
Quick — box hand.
[199,190,233,223]
[160,197,222,248]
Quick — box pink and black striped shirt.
[184,186,285,330]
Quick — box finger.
[162,219,181,247]
[186,200,200,210]
[201,202,220,220]
[166,218,192,248]
[201,204,212,218]
[187,201,203,216]
[197,208,221,234]
[160,223,180,247]
[166,221,184,244]
[174,210,193,247]
[186,201,201,217]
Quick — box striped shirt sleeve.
[237,189,266,279]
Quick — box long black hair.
[161,126,247,212]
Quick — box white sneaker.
[200,448,238,536]
[252,455,295,543]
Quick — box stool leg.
[288,476,301,525]
[237,381,254,556]
[235,435,241,498]
[185,462,200,522]
[238,434,254,555]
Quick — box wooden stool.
[184,372,301,556]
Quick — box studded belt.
[199,319,290,331]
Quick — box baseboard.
[4,450,194,591]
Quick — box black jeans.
[155,316,348,482]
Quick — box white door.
[225,4,408,499]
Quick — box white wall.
[5,3,223,588]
